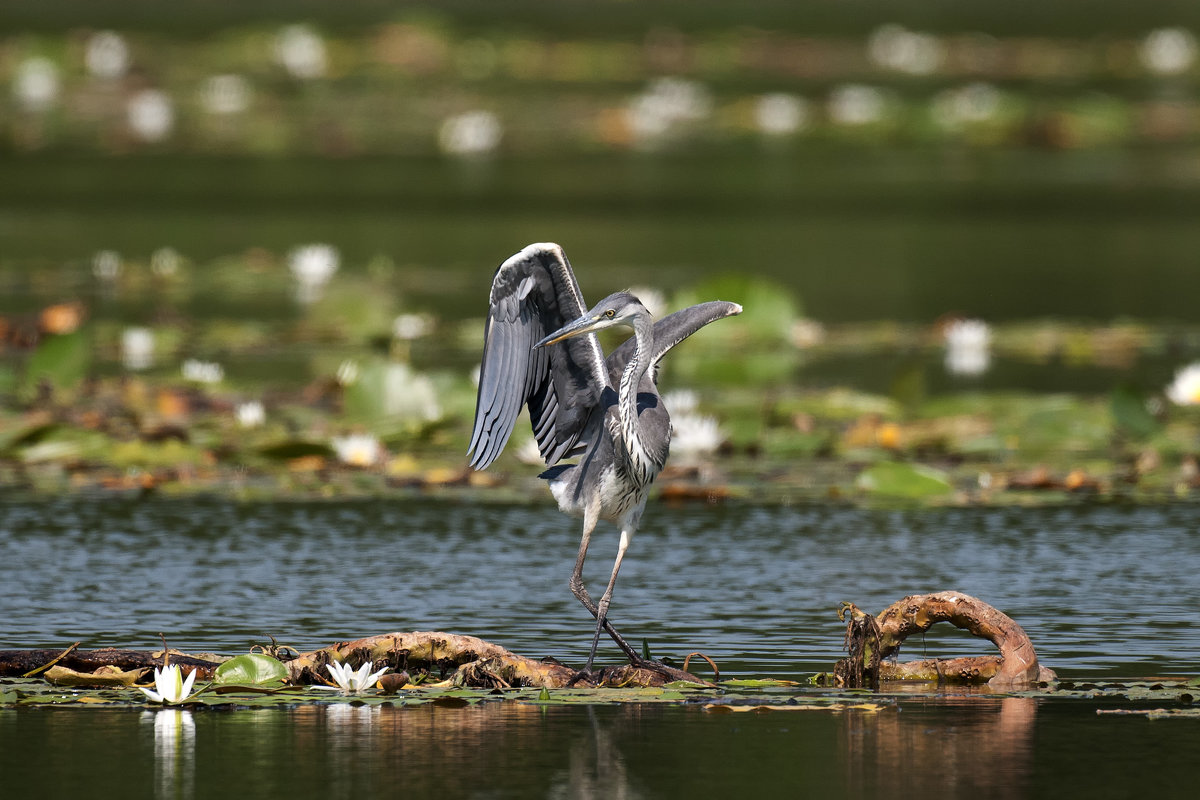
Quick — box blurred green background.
[3,0,1200,500]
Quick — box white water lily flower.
[140,664,198,704]
[182,358,224,384]
[331,433,381,467]
[236,401,265,428]
[1166,362,1200,405]
[944,318,991,376]
[318,661,390,695]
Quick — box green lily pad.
[213,654,288,686]
[23,330,89,400]
[257,441,335,460]
[856,461,953,498]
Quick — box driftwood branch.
[285,631,710,689]
[0,632,711,689]
[834,591,1057,689]
[0,648,223,681]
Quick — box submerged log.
[0,648,222,681]
[834,592,1056,690]
[286,631,711,689]
[0,633,710,689]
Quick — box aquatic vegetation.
[331,433,382,467]
[1166,363,1200,406]
[943,318,991,377]
[318,661,390,695]
[139,664,199,705]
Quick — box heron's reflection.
[548,707,643,800]
[143,708,195,800]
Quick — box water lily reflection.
[318,660,390,695]
[140,663,199,704]
[144,708,195,800]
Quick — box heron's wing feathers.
[606,300,742,384]
[468,243,608,470]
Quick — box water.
[2,498,1198,677]
[2,498,1198,798]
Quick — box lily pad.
[856,461,953,498]
[213,654,287,686]
[258,441,336,460]
[22,330,89,400]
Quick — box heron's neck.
[617,315,658,483]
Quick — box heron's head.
[535,291,650,348]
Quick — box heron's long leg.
[584,527,633,673]
[570,510,639,665]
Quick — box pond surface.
[2,497,1199,677]
[2,498,1198,798]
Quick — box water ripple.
[1,498,1196,678]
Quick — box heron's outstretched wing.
[606,300,742,384]
[468,243,608,470]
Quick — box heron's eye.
[604,309,615,319]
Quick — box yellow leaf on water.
[45,664,148,687]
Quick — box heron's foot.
[566,657,714,688]
[565,667,596,688]
[626,656,714,686]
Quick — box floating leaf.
[23,330,89,400]
[258,441,335,460]
[213,654,287,686]
[1110,384,1160,440]
[856,461,952,498]
[44,664,146,687]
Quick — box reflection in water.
[144,709,195,800]
[549,707,641,800]
[842,696,1035,798]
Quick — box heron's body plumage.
[468,242,740,671]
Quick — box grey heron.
[468,242,741,674]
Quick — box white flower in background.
[754,93,810,136]
[93,250,122,282]
[336,359,359,386]
[85,30,131,79]
[515,437,545,466]
[470,363,481,388]
[288,243,340,304]
[932,83,1002,131]
[122,327,155,371]
[200,74,251,115]
[182,359,224,384]
[868,24,946,75]
[1140,28,1198,76]
[626,286,668,319]
[150,246,183,277]
[790,318,826,349]
[332,433,381,467]
[127,89,174,142]
[828,84,888,126]
[664,390,722,460]
[393,313,434,340]
[382,362,441,421]
[626,77,713,142]
[944,318,992,376]
[317,661,390,695]
[438,110,503,156]
[664,388,699,415]
[139,664,199,704]
[1166,363,1200,405]
[236,401,265,428]
[13,57,60,112]
[276,24,328,79]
